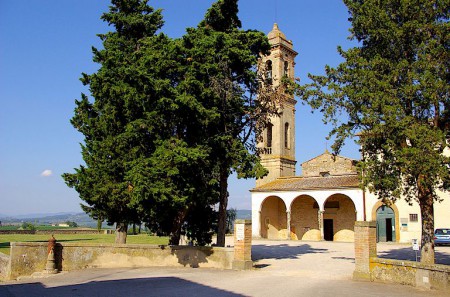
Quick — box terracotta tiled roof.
[252,174,360,192]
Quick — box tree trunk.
[169,209,188,245]
[216,165,229,247]
[97,219,102,232]
[132,223,136,235]
[418,183,435,264]
[115,222,128,244]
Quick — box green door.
[376,205,396,242]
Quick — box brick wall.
[233,219,252,270]
[353,221,377,280]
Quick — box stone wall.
[324,194,356,242]
[0,229,104,235]
[302,152,356,177]
[290,196,320,240]
[260,196,287,239]
[0,253,10,280]
[354,220,450,292]
[7,242,234,280]
[0,230,35,235]
[370,258,450,291]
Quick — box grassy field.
[0,234,169,255]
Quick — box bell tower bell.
[257,23,297,187]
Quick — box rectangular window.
[409,214,418,222]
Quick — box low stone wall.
[0,229,106,235]
[7,242,234,280]
[0,230,35,235]
[353,221,450,291]
[36,229,103,235]
[0,253,10,280]
[370,258,450,291]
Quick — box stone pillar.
[353,221,377,280]
[286,211,291,240]
[318,210,324,240]
[233,219,253,270]
[44,235,58,274]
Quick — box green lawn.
[0,234,169,255]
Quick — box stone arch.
[372,201,400,242]
[260,196,287,239]
[290,195,320,241]
[323,194,356,242]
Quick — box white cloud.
[41,169,53,177]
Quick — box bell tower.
[257,23,297,187]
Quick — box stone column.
[286,211,291,240]
[258,211,262,238]
[233,219,253,270]
[353,221,377,280]
[318,210,324,240]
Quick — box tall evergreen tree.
[298,0,449,263]
[181,0,276,246]
[63,0,166,243]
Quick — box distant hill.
[0,209,253,228]
[236,209,251,220]
[0,212,99,228]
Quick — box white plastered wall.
[365,189,450,243]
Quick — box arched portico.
[251,188,364,240]
[260,196,288,239]
[290,195,321,240]
[322,194,356,242]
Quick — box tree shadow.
[169,246,214,268]
[252,244,327,261]
[378,247,450,265]
[1,276,244,297]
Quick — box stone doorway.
[324,219,334,241]
[376,205,396,242]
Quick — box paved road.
[1,240,449,297]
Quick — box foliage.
[65,221,78,228]
[226,208,237,234]
[180,0,275,246]
[63,0,166,244]
[64,0,274,247]
[21,222,36,231]
[297,0,450,263]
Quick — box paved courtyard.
[1,240,449,296]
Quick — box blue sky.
[0,0,359,216]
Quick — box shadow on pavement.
[252,244,327,260]
[378,247,450,265]
[1,277,244,297]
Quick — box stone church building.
[251,24,450,243]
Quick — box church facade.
[251,24,450,243]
